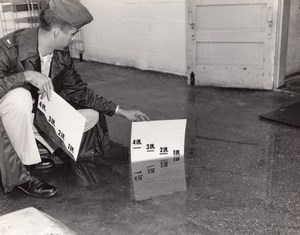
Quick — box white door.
[187,0,287,89]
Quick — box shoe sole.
[35,164,55,170]
[17,186,58,198]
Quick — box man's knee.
[88,109,99,127]
[0,88,33,115]
[78,109,99,132]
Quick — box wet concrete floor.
[1,61,300,234]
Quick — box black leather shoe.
[17,176,58,198]
[35,154,55,170]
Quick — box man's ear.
[53,27,60,39]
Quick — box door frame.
[186,0,291,89]
[274,0,290,89]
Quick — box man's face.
[55,27,79,50]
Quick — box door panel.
[187,0,278,89]
[197,4,265,29]
[197,43,264,67]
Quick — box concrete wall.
[286,0,300,76]
[80,0,186,75]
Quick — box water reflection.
[130,156,186,201]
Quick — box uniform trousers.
[0,88,99,165]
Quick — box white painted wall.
[1,0,299,78]
[80,0,186,75]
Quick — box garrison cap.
[49,0,93,29]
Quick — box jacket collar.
[50,52,64,79]
[18,27,39,61]
[17,27,65,78]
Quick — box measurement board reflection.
[130,156,186,201]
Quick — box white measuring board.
[36,90,86,161]
[130,119,187,162]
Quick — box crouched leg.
[71,109,108,187]
[0,88,36,193]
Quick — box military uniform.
[0,27,117,192]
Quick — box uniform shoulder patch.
[0,34,16,49]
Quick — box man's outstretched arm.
[115,106,150,122]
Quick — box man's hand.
[24,71,54,100]
[116,107,150,122]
